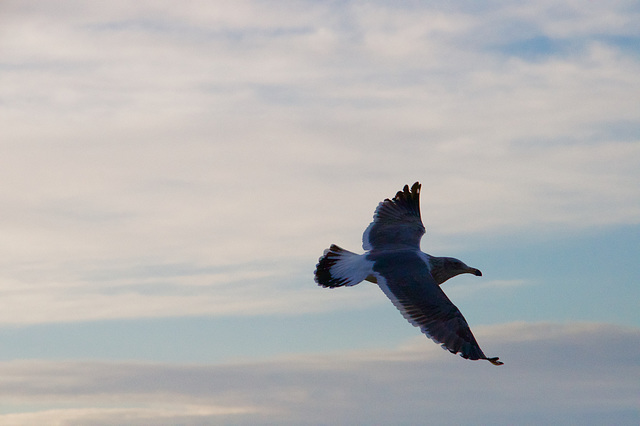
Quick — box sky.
[1,0,639,424]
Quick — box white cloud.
[0,322,637,425]
[0,406,258,426]
[0,0,639,323]
[0,264,388,324]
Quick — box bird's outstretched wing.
[362,182,425,251]
[372,250,502,365]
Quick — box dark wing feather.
[372,251,499,363]
[362,182,425,251]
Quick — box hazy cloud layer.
[0,322,637,425]
[1,0,639,323]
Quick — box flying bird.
[314,182,503,365]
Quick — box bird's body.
[314,182,502,365]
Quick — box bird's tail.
[314,244,374,288]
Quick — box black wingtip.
[396,182,420,200]
[388,182,422,218]
[487,357,504,366]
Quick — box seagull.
[314,182,503,365]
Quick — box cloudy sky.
[1,0,639,424]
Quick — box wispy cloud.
[0,322,637,425]
[1,0,639,324]
[0,264,387,324]
[445,279,528,299]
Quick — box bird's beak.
[470,268,482,277]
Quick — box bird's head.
[431,257,482,285]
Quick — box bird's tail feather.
[314,244,374,288]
